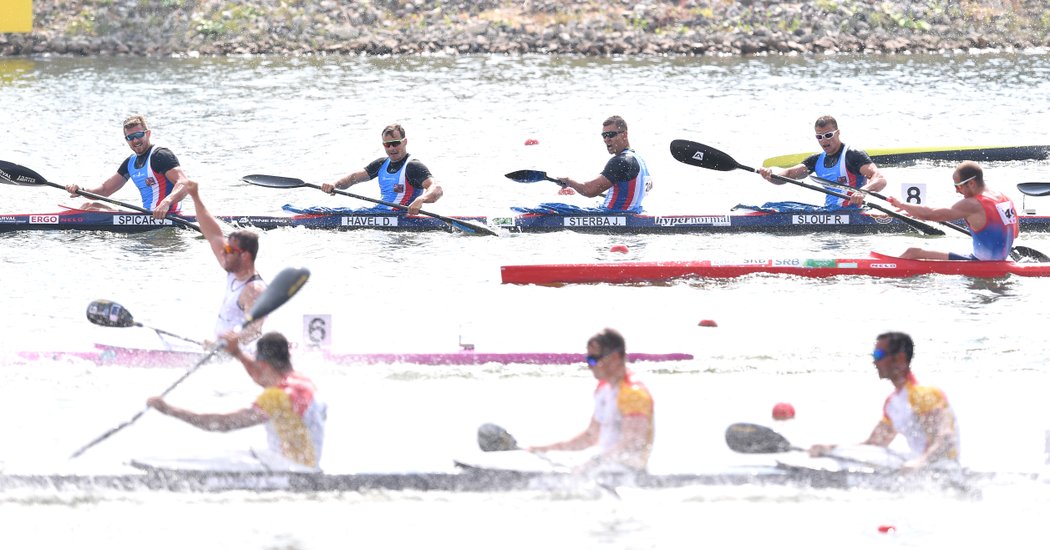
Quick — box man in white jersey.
[528,328,655,472]
[809,331,960,471]
[185,181,267,345]
[65,114,192,218]
[320,123,443,216]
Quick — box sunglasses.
[383,139,403,148]
[872,348,887,361]
[953,175,977,187]
[124,130,147,142]
[223,242,244,255]
[814,130,839,140]
[601,131,621,139]
[585,350,617,368]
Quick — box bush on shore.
[2,0,1049,57]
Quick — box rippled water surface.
[2,52,1050,548]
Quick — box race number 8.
[902,183,926,205]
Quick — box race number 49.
[901,183,927,205]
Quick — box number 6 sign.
[901,183,927,205]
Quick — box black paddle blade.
[669,140,747,172]
[86,300,136,328]
[1016,182,1050,197]
[0,160,48,186]
[244,267,310,325]
[504,170,551,183]
[1011,245,1050,263]
[725,422,794,453]
[478,423,519,452]
[241,174,308,189]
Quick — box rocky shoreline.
[2,0,1049,57]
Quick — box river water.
[2,52,1050,548]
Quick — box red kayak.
[501,252,1050,285]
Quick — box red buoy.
[772,402,796,420]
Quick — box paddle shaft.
[810,175,975,236]
[68,346,222,458]
[23,176,200,231]
[813,176,1049,262]
[668,140,945,237]
[243,175,497,236]
[320,182,497,236]
[69,267,311,459]
[761,168,945,236]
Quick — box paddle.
[668,139,946,237]
[725,422,802,454]
[503,169,605,197]
[811,176,1050,263]
[0,159,202,233]
[241,174,498,237]
[86,299,202,347]
[1016,182,1050,197]
[477,423,620,498]
[69,266,311,459]
[725,423,889,469]
[504,169,563,185]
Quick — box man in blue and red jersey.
[319,123,443,216]
[809,332,960,471]
[528,328,655,473]
[557,116,653,213]
[64,114,191,219]
[147,331,327,470]
[757,115,888,208]
[888,161,1019,260]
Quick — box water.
[2,52,1050,548]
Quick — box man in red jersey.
[888,161,1018,260]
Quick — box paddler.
[887,161,1019,260]
[319,123,443,216]
[527,328,655,473]
[809,332,960,471]
[757,115,888,208]
[147,331,327,469]
[64,115,192,219]
[556,116,653,213]
[185,180,268,346]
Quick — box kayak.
[763,144,1050,168]
[11,344,693,367]
[0,210,488,233]
[6,208,1050,235]
[0,450,997,494]
[500,252,1050,285]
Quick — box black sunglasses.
[601,131,621,139]
[125,130,147,142]
[383,139,403,148]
